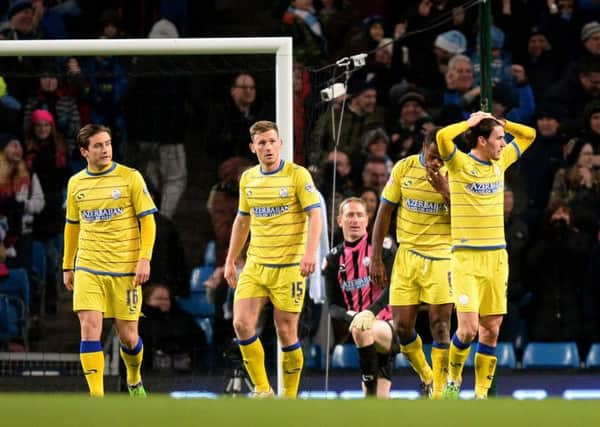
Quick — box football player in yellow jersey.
[62,124,157,398]
[371,131,453,399]
[436,111,535,399]
[224,120,321,398]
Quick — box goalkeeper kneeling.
[322,197,398,398]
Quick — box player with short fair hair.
[323,197,397,398]
[63,124,158,397]
[436,111,535,399]
[371,130,453,399]
[224,120,322,398]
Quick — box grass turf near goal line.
[0,395,598,427]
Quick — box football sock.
[281,341,303,398]
[431,341,450,399]
[80,340,104,397]
[474,343,497,398]
[400,331,433,384]
[447,334,471,385]
[357,344,379,396]
[238,335,271,392]
[120,337,144,386]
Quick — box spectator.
[525,201,589,344]
[23,62,81,158]
[522,26,562,103]
[361,128,393,173]
[470,25,513,88]
[0,76,22,135]
[206,72,273,163]
[360,156,389,195]
[388,83,429,161]
[311,74,385,172]
[24,109,68,314]
[520,106,568,223]
[281,0,327,67]
[359,187,379,237]
[0,133,44,314]
[138,283,207,372]
[126,19,188,219]
[204,156,252,360]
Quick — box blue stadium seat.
[189,266,215,293]
[464,342,516,368]
[522,342,580,369]
[585,343,600,368]
[31,241,47,285]
[331,343,359,369]
[177,293,215,317]
[304,343,323,370]
[0,294,11,344]
[0,268,30,314]
[194,317,213,346]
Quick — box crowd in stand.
[0,0,599,371]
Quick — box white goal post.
[0,37,294,395]
[0,37,294,161]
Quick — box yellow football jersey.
[238,160,320,266]
[381,153,451,259]
[65,162,157,275]
[436,120,536,250]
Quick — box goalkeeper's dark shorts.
[377,321,401,381]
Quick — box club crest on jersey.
[362,256,371,267]
[280,187,288,197]
[305,183,315,193]
[112,189,121,200]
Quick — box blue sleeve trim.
[442,145,457,162]
[66,218,79,224]
[137,208,158,218]
[304,203,321,211]
[510,140,522,158]
[238,210,250,216]
[380,197,397,206]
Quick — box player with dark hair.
[224,120,321,398]
[323,197,397,398]
[371,130,453,399]
[436,111,535,399]
[63,124,158,397]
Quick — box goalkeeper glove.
[349,310,376,331]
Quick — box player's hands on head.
[349,310,376,331]
[370,256,388,288]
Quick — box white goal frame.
[0,37,294,160]
[0,37,293,395]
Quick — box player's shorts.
[451,248,508,316]
[234,260,305,313]
[73,269,141,320]
[389,248,453,306]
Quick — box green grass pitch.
[1,395,600,427]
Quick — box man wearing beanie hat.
[2,0,38,39]
[581,21,600,57]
